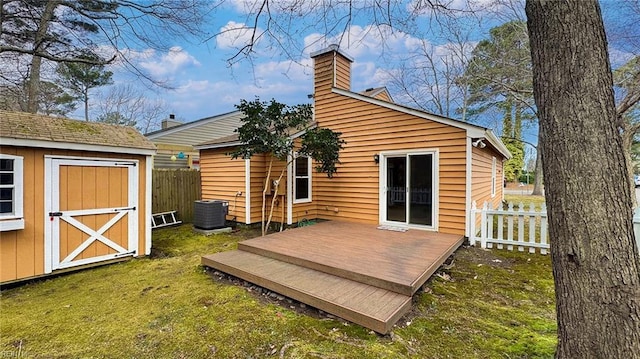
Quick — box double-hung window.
[0,154,24,231]
[294,155,312,203]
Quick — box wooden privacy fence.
[152,169,201,223]
[470,201,549,254]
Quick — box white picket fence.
[470,201,549,254]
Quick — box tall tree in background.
[56,53,113,121]
[0,0,209,113]
[96,112,136,127]
[0,81,75,115]
[463,20,536,188]
[95,84,168,134]
[526,1,640,357]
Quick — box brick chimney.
[161,114,182,129]
[310,45,354,97]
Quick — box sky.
[72,0,638,146]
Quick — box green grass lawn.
[1,203,555,358]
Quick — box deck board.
[201,221,464,333]
[202,250,412,333]
[238,221,464,295]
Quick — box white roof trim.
[145,110,242,139]
[484,131,512,159]
[1,137,156,156]
[331,87,511,159]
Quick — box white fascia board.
[484,130,512,159]
[1,137,156,156]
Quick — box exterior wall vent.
[193,200,228,229]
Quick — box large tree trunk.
[526,1,640,358]
[531,132,544,195]
[26,1,58,113]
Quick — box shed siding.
[314,93,468,235]
[0,146,148,283]
[200,148,247,223]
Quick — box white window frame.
[0,154,25,231]
[491,156,497,198]
[293,154,312,204]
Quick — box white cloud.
[216,21,262,50]
[138,47,200,78]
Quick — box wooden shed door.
[46,158,138,272]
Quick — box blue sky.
[75,0,638,145]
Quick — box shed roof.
[0,110,156,154]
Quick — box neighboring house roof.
[145,110,244,146]
[331,88,512,159]
[195,122,317,150]
[360,87,394,102]
[0,110,156,155]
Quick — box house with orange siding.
[0,111,155,284]
[195,45,510,237]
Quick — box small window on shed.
[0,154,24,231]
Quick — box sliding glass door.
[384,152,435,228]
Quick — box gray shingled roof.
[0,110,156,150]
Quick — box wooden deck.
[201,221,464,333]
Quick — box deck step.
[202,251,412,334]
[238,240,414,295]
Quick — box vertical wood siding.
[199,148,247,223]
[0,146,148,283]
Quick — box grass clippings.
[1,215,556,358]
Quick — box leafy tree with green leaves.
[230,98,345,235]
[56,52,113,121]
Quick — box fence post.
[496,203,504,250]
[507,202,514,251]
[528,203,537,253]
[541,203,548,255]
[517,202,525,252]
[480,202,488,248]
[470,201,477,246]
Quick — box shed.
[0,111,156,284]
